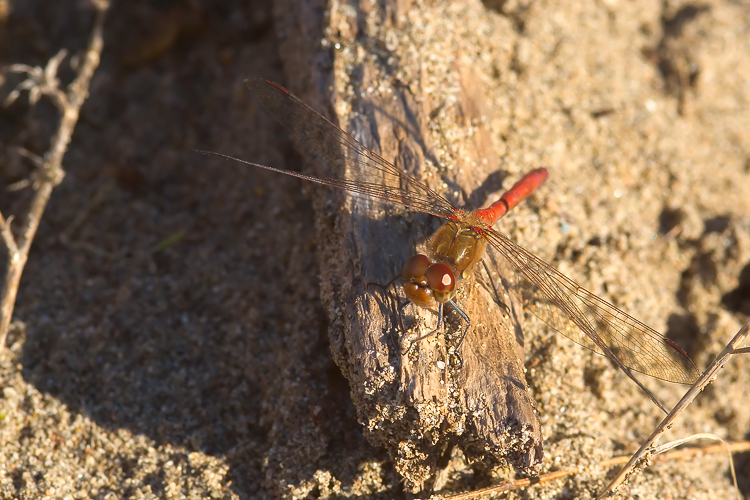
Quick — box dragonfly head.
[401,254,456,307]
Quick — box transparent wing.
[239,78,460,220]
[481,228,700,384]
[206,78,700,385]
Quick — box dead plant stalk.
[0,0,109,350]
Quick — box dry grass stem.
[443,440,750,499]
[598,319,750,497]
[0,1,109,350]
[442,320,750,499]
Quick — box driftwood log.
[270,0,543,488]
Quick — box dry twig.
[597,319,750,497]
[443,319,750,499]
[0,0,109,350]
[444,439,750,499]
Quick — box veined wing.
[481,227,700,384]
[231,78,461,220]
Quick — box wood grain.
[272,0,542,488]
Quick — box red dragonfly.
[201,78,700,412]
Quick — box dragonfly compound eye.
[425,263,456,303]
[402,254,435,307]
[402,254,431,281]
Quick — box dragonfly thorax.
[401,221,487,307]
[429,221,487,280]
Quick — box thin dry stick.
[0,0,109,350]
[597,319,750,498]
[443,440,750,499]
[443,320,750,500]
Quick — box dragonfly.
[199,78,700,413]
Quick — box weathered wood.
[272,0,542,488]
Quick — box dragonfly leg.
[405,302,444,355]
[365,273,401,295]
[448,300,470,369]
[403,301,470,369]
[394,297,410,343]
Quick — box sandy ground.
[0,0,749,499]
